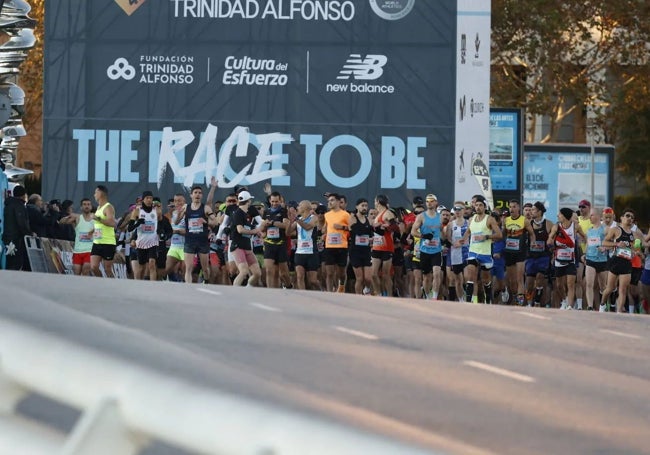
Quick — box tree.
[491,0,650,144]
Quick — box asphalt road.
[1,271,649,454]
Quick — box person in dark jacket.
[2,185,31,270]
[26,194,50,237]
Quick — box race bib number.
[505,238,520,250]
[317,239,325,252]
[171,236,183,246]
[530,240,545,252]
[450,246,463,265]
[615,247,632,260]
[587,237,601,247]
[188,217,203,233]
[79,232,93,243]
[141,222,155,233]
[93,229,103,240]
[267,227,280,239]
[424,238,439,248]
[556,248,574,262]
[373,233,386,247]
[355,235,370,246]
[328,232,343,245]
[252,235,264,248]
[471,233,485,243]
[299,239,313,250]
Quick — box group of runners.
[58,181,650,313]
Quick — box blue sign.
[489,109,522,192]
[523,145,614,220]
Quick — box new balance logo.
[336,54,387,81]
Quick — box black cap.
[412,196,424,206]
[142,190,153,199]
[315,205,327,214]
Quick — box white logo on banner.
[337,54,387,80]
[326,54,394,94]
[107,58,136,80]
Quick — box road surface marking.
[333,326,379,341]
[250,302,282,312]
[196,288,222,296]
[464,360,535,383]
[600,329,642,340]
[515,311,551,320]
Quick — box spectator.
[2,185,31,270]
[26,194,50,237]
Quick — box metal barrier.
[0,318,432,455]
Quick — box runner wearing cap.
[230,190,263,286]
[575,199,593,309]
[127,190,162,280]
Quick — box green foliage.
[491,0,650,143]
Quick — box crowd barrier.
[23,236,128,278]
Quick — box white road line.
[600,329,642,340]
[333,326,379,341]
[463,360,535,383]
[196,288,222,296]
[515,311,551,320]
[250,302,282,312]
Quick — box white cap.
[237,190,254,202]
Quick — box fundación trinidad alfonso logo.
[107,58,136,80]
[114,0,147,16]
[369,0,415,20]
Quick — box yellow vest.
[93,203,116,245]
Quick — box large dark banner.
[44,1,459,211]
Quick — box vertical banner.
[455,0,492,206]
[489,108,524,210]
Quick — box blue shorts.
[640,269,650,286]
[491,257,505,280]
[467,253,493,270]
[526,256,550,277]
